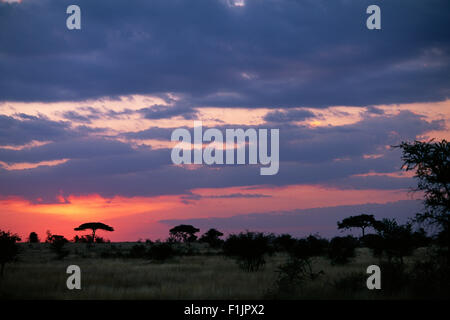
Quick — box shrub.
[28,232,39,243]
[126,242,176,261]
[128,244,148,258]
[361,234,384,258]
[374,219,416,264]
[274,257,324,297]
[47,234,69,260]
[199,228,224,248]
[0,230,21,276]
[291,235,329,258]
[273,234,297,252]
[328,236,358,265]
[272,235,326,296]
[223,231,273,272]
[147,242,175,261]
[409,253,450,299]
[379,261,410,294]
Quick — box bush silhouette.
[127,241,175,261]
[361,233,384,258]
[0,230,21,276]
[147,242,175,261]
[373,218,415,264]
[27,232,39,243]
[73,235,91,243]
[46,232,69,260]
[409,258,450,299]
[273,234,297,252]
[128,244,148,258]
[304,235,329,256]
[274,236,326,296]
[199,228,224,248]
[328,236,358,264]
[223,231,272,272]
[411,227,431,247]
[379,261,410,294]
[274,258,322,297]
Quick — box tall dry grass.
[0,243,427,299]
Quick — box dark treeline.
[2,216,434,270]
[0,217,446,297]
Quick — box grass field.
[0,242,432,300]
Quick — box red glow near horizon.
[0,184,416,242]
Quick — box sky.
[0,0,449,241]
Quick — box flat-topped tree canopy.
[74,222,114,241]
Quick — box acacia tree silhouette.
[337,214,377,237]
[395,140,449,253]
[74,222,114,243]
[169,225,200,243]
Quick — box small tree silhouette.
[337,214,377,237]
[373,218,415,264]
[0,230,21,276]
[199,228,224,248]
[28,232,39,243]
[74,222,114,243]
[169,225,200,243]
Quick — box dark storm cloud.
[278,110,444,163]
[127,109,444,164]
[60,110,100,123]
[138,104,198,120]
[0,114,71,146]
[60,104,198,123]
[122,126,176,140]
[0,137,137,163]
[263,109,315,123]
[0,0,449,108]
[0,109,441,202]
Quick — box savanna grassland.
[0,242,434,300]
